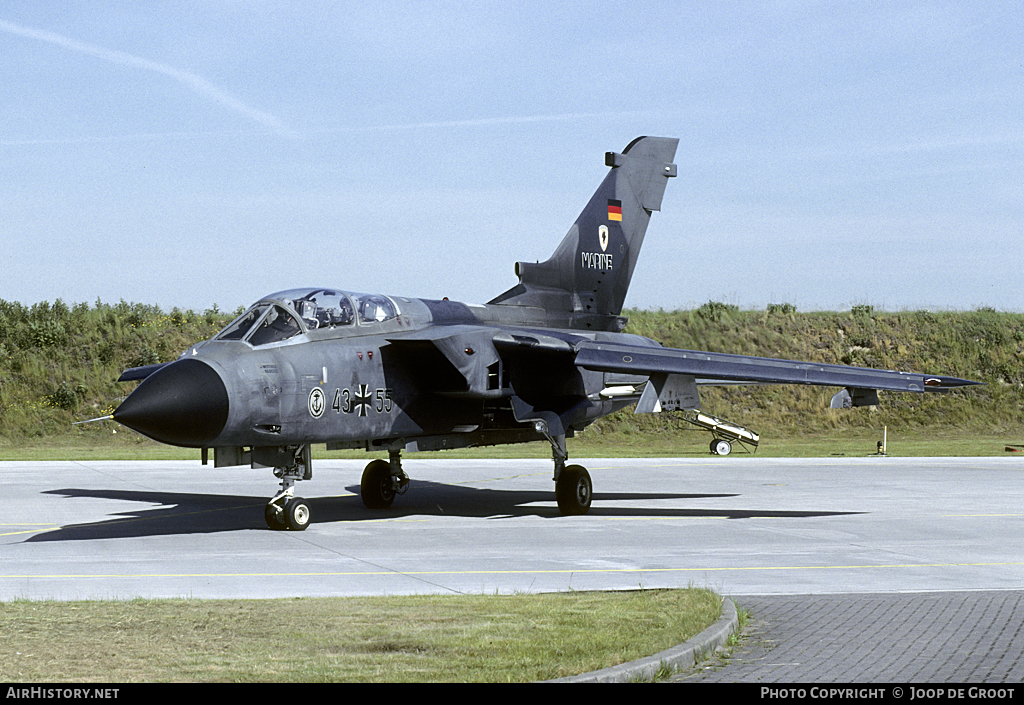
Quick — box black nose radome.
[114,358,229,447]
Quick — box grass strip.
[2,429,1021,461]
[0,588,721,682]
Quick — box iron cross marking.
[353,384,372,417]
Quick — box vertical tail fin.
[489,136,678,331]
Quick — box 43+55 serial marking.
[308,385,392,418]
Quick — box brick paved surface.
[674,591,1024,683]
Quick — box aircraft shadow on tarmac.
[26,481,863,542]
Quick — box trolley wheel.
[711,439,733,456]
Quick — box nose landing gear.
[264,445,313,531]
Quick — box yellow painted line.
[0,526,60,537]
[6,560,1024,580]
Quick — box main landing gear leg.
[536,423,592,516]
[264,445,312,531]
[360,448,410,509]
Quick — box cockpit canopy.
[215,288,399,346]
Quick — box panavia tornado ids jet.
[109,136,978,530]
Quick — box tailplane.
[489,136,678,331]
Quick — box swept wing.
[573,340,976,393]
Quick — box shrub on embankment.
[0,298,232,444]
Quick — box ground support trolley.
[683,410,760,456]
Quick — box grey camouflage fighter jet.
[110,136,978,530]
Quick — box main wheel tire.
[284,497,311,531]
[265,503,286,530]
[712,439,732,456]
[361,459,397,509]
[555,465,592,516]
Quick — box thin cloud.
[366,111,659,132]
[293,111,662,138]
[0,18,295,139]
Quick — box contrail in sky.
[0,18,295,138]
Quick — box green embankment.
[1,298,1020,456]
[0,299,235,449]
[595,304,1022,441]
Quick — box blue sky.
[3,2,1022,314]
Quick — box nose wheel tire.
[284,497,311,531]
[265,497,311,531]
[265,503,286,530]
[555,464,592,516]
